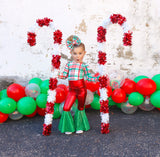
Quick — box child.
[58,35,99,135]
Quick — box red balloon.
[0,112,9,123]
[66,86,69,96]
[55,87,66,103]
[37,106,46,116]
[85,80,99,92]
[121,78,136,94]
[57,84,67,90]
[57,84,68,96]
[7,83,25,101]
[112,88,126,103]
[85,104,91,109]
[97,86,112,97]
[136,78,156,96]
[26,108,37,118]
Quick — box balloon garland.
[97,14,132,134]
[0,75,160,124]
[27,17,63,135]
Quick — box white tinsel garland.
[49,22,55,31]
[122,22,130,33]
[47,90,56,103]
[50,69,59,78]
[102,17,112,28]
[99,88,108,101]
[100,112,109,124]
[44,114,53,125]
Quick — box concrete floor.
[0,107,160,157]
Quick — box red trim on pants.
[63,79,87,111]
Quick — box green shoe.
[58,111,75,133]
[74,109,90,132]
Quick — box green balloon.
[36,94,47,108]
[0,98,16,114]
[134,75,149,83]
[17,97,36,115]
[0,89,8,99]
[128,92,144,106]
[150,91,160,108]
[29,77,42,86]
[53,103,61,119]
[91,94,100,110]
[108,97,116,106]
[40,80,49,94]
[152,74,160,91]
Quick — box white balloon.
[108,70,124,89]
[85,90,94,105]
[121,101,137,114]
[25,83,41,98]
[9,110,23,120]
[59,101,77,116]
[139,97,155,111]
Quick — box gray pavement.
[0,106,160,157]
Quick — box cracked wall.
[0,0,160,82]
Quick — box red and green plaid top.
[59,61,99,81]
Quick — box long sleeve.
[58,63,69,79]
[84,64,99,82]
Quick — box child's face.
[71,46,86,63]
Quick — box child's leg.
[63,90,76,111]
[77,88,87,110]
[58,90,76,134]
[74,88,90,132]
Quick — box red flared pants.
[63,79,87,111]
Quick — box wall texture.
[0,0,160,84]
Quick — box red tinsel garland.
[101,123,110,134]
[100,100,109,113]
[98,51,107,65]
[27,32,36,46]
[51,55,61,69]
[99,75,109,88]
[49,78,58,90]
[43,124,52,136]
[110,14,126,26]
[36,17,53,27]
[53,30,62,44]
[46,102,54,114]
[97,26,106,43]
[123,32,132,46]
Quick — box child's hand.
[58,71,61,79]
[94,72,100,77]
[94,72,100,80]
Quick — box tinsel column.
[43,30,62,135]
[26,17,62,136]
[97,14,132,134]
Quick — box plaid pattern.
[59,61,99,81]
